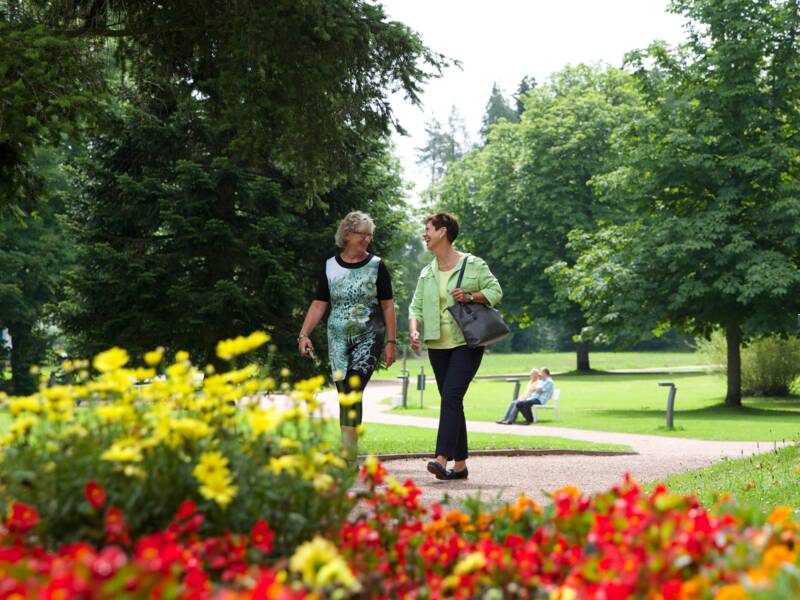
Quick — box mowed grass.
[378,351,701,379]
[389,372,800,441]
[357,422,630,455]
[654,444,800,512]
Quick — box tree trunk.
[576,341,591,372]
[7,323,38,395]
[725,322,742,407]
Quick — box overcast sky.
[379,0,688,202]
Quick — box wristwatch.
[297,333,309,343]
[466,292,475,303]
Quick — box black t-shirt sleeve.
[313,263,330,302]
[377,260,393,300]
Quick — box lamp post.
[658,382,677,429]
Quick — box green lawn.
[388,372,800,441]
[654,444,800,512]
[357,422,630,455]
[377,351,701,379]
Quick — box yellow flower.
[269,454,302,476]
[289,537,359,591]
[249,407,283,436]
[144,347,165,366]
[93,347,130,372]
[9,416,37,438]
[338,391,361,407]
[96,404,136,424]
[8,397,42,416]
[101,440,144,462]
[171,418,212,440]
[550,587,578,600]
[216,331,271,361]
[198,476,238,509]
[453,551,487,576]
[313,473,334,492]
[175,350,190,362]
[193,451,230,482]
[280,367,290,378]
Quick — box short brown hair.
[425,212,459,243]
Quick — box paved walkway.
[318,380,781,507]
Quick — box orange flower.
[713,584,748,600]
[766,506,792,525]
[762,544,796,573]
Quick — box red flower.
[6,502,39,535]
[251,519,274,553]
[104,507,131,546]
[84,481,106,510]
[135,533,184,573]
[175,500,196,521]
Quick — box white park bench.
[505,378,561,423]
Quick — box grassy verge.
[652,444,800,511]
[357,422,631,455]
[377,351,701,379]
[388,372,800,441]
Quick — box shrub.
[0,332,356,551]
[697,331,800,396]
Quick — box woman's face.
[529,370,540,381]
[423,221,448,251]
[344,225,373,254]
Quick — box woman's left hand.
[383,343,396,367]
[451,287,471,303]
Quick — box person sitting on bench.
[496,367,554,425]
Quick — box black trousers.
[428,345,484,461]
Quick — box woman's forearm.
[299,300,328,337]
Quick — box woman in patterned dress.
[298,211,397,458]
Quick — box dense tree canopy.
[434,64,641,370]
[552,0,800,403]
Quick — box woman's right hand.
[409,330,421,352]
[298,336,314,357]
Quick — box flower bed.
[0,465,799,598]
[0,336,799,598]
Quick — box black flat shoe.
[445,468,468,480]
[427,460,448,480]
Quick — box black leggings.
[335,369,374,427]
[428,345,484,461]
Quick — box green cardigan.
[408,253,503,344]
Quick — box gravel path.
[319,380,782,507]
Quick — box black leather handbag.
[447,258,510,348]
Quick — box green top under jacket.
[408,253,503,345]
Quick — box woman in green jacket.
[409,212,502,481]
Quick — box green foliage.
[434,64,641,369]
[416,107,471,189]
[60,94,409,375]
[30,0,446,201]
[697,331,800,397]
[0,148,78,393]
[479,82,518,141]
[554,0,800,404]
[0,18,100,207]
[655,444,800,514]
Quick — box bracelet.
[297,333,309,342]
[386,340,396,345]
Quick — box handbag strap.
[454,255,468,288]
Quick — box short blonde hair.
[335,211,375,248]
